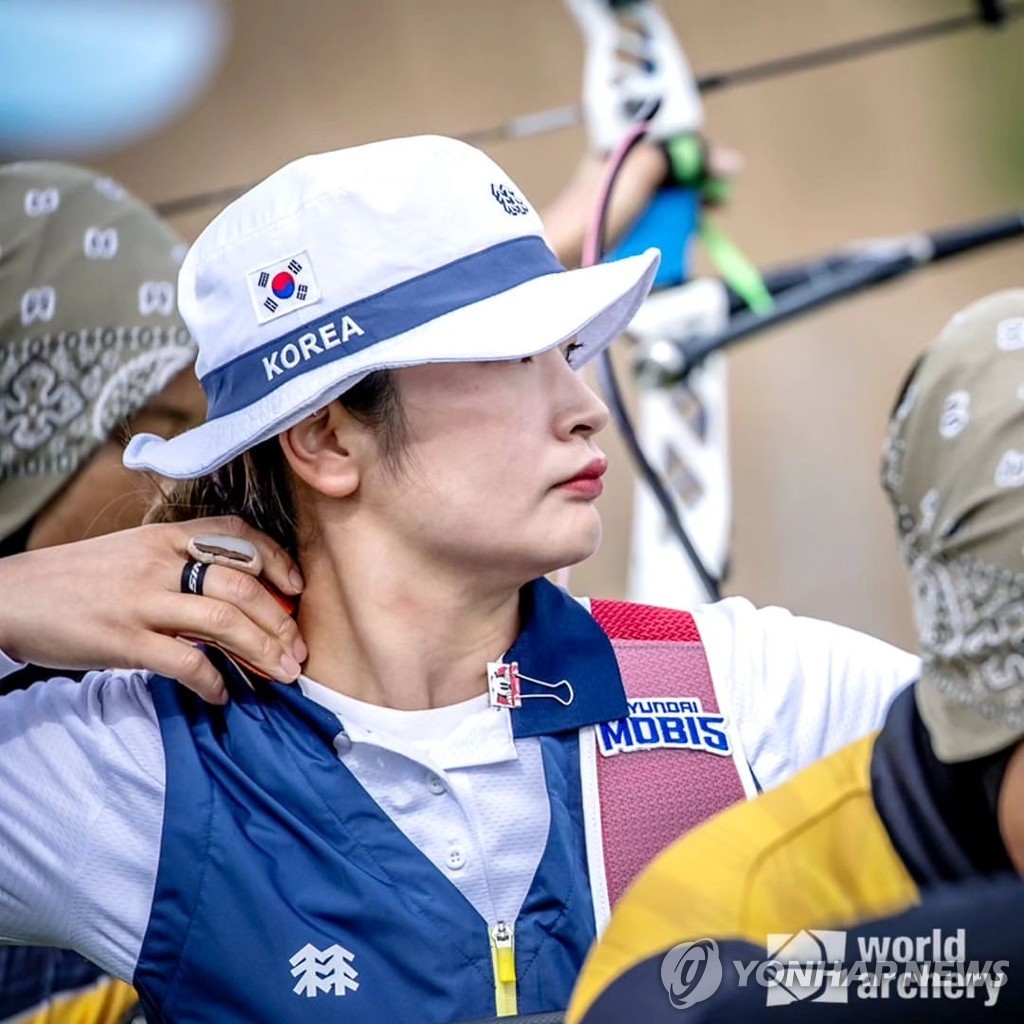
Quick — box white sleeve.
[692,597,919,793]
[0,671,166,982]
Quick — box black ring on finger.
[180,559,211,596]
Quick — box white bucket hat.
[124,134,659,479]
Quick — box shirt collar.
[504,578,627,738]
[298,679,516,770]
[223,577,627,742]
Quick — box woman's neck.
[295,532,522,710]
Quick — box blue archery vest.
[134,669,597,1023]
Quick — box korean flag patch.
[247,251,321,325]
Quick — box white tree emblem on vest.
[290,943,360,998]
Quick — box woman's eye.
[520,356,535,365]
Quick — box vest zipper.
[489,920,518,1017]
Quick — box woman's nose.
[552,352,610,439]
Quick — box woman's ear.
[279,403,367,498]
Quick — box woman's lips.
[556,458,607,499]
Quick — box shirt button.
[334,733,352,756]
[446,846,467,871]
[427,775,446,796]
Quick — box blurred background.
[4,0,1023,652]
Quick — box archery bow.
[566,0,736,606]
[564,0,1024,610]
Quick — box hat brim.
[124,248,660,479]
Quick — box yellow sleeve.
[8,979,139,1024]
[568,733,919,1023]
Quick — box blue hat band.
[201,236,563,420]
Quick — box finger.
[136,635,228,705]
[200,564,307,663]
[157,593,302,683]
[205,516,305,595]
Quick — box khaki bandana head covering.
[0,161,197,542]
[882,289,1024,762]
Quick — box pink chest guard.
[583,600,749,921]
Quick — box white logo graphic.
[765,929,849,1006]
[661,939,723,1009]
[939,390,970,439]
[247,251,321,325]
[290,942,359,998]
[995,450,1024,489]
[658,927,1008,1009]
[83,227,119,260]
[20,287,56,325]
[24,188,60,216]
[597,697,731,757]
[93,177,127,201]
[919,489,939,531]
[260,314,365,382]
[997,318,1024,351]
[139,281,175,316]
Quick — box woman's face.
[360,342,610,584]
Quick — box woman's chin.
[540,521,603,576]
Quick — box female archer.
[0,135,915,1022]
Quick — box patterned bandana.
[882,289,1024,762]
[0,161,197,541]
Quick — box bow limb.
[563,0,703,153]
